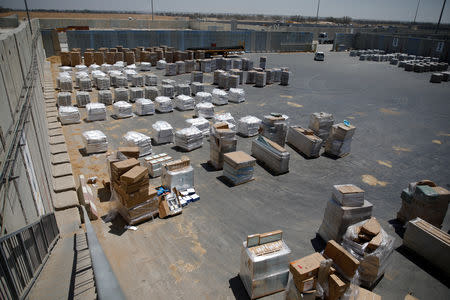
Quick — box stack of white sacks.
[186,117,210,137]
[75,72,88,89]
[154,96,173,113]
[195,102,214,119]
[76,91,90,107]
[56,72,71,89]
[58,106,81,125]
[59,76,73,92]
[135,98,154,115]
[82,130,108,154]
[175,127,203,151]
[152,121,174,144]
[175,95,195,110]
[86,103,106,121]
[195,91,212,103]
[139,62,151,71]
[213,112,236,130]
[113,101,133,118]
[57,92,72,106]
[123,131,152,157]
[212,89,228,105]
[238,116,261,137]
[229,88,245,103]
[157,60,167,70]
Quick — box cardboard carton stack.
[161,156,194,190]
[251,135,290,175]
[308,112,334,141]
[209,122,237,170]
[403,217,450,278]
[152,121,174,144]
[117,147,140,159]
[175,127,203,151]
[186,117,210,137]
[237,116,261,137]
[397,180,450,228]
[143,153,173,178]
[289,252,328,297]
[324,123,356,158]
[260,114,289,146]
[287,126,323,158]
[318,184,373,243]
[123,131,152,157]
[82,130,108,154]
[240,230,291,299]
[342,217,395,288]
[223,151,256,185]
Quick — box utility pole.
[413,0,420,24]
[316,0,321,24]
[435,0,447,33]
[24,0,32,34]
[151,0,154,22]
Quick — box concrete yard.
[58,48,450,299]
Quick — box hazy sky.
[3,0,449,23]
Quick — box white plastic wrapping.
[175,95,195,111]
[96,76,110,90]
[56,72,71,89]
[131,74,144,87]
[139,62,152,71]
[79,77,92,91]
[176,61,185,74]
[75,72,89,89]
[156,59,167,70]
[135,98,155,116]
[195,102,214,119]
[144,74,158,86]
[261,114,289,146]
[195,91,212,103]
[59,66,72,73]
[82,130,108,154]
[154,96,173,113]
[238,116,261,137]
[88,64,100,73]
[98,90,113,105]
[190,82,204,95]
[57,92,72,106]
[123,131,152,157]
[228,88,245,103]
[86,103,106,121]
[58,106,81,125]
[161,165,194,191]
[191,71,203,83]
[152,121,174,144]
[165,63,177,76]
[113,101,133,118]
[212,88,229,106]
[144,86,159,100]
[213,112,236,129]
[175,127,203,151]
[176,84,190,96]
[186,117,210,137]
[76,91,90,107]
[130,87,144,102]
[114,75,128,88]
[161,84,175,98]
[124,69,138,81]
[112,61,124,70]
[59,77,73,92]
[114,88,129,102]
[251,135,290,174]
[101,63,112,73]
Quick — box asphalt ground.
[59,47,450,299]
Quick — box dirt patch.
[393,146,412,152]
[377,160,392,168]
[361,175,388,187]
[379,108,402,115]
[287,102,303,108]
[432,140,442,145]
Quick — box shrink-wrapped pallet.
[114,88,129,102]
[255,72,267,87]
[175,127,203,151]
[272,68,282,83]
[229,88,245,103]
[324,123,356,158]
[123,131,152,157]
[59,76,73,92]
[162,84,175,98]
[195,91,212,103]
[59,106,81,125]
[251,135,290,175]
[186,117,209,137]
[176,83,191,96]
[56,72,71,89]
[190,82,204,95]
[76,91,90,107]
[139,62,152,71]
[135,98,154,116]
[286,126,322,158]
[144,86,159,100]
[209,122,237,170]
[212,89,229,105]
[113,101,133,118]
[165,63,177,76]
[152,121,174,144]
[130,87,144,102]
[98,90,113,105]
[260,114,289,146]
[246,70,256,84]
[281,70,290,85]
[79,77,92,91]
[308,112,334,141]
[176,61,185,74]
[156,59,167,70]
[57,92,72,106]
[195,102,214,119]
[131,74,144,87]
[191,71,203,83]
[161,158,194,190]
[213,70,225,85]
[96,76,110,90]
[175,95,195,111]
[154,96,173,113]
[238,116,261,137]
[200,59,212,73]
[86,103,106,121]
[82,130,108,154]
[218,72,229,89]
[124,69,138,82]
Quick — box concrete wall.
[39,18,189,30]
[0,19,54,233]
[66,30,314,53]
[41,29,61,57]
[0,14,19,28]
[333,33,356,51]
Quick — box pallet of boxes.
[287,241,381,300]
[239,230,291,299]
[209,122,237,170]
[110,157,159,225]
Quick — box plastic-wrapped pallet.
[342,218,395,287]
[218,72,229,89]
[191,71,203,83]
[143,153,173,178]
[281,71,290,86]
[286,126,323,158]
[59,106,81,125]
[123,131,152,157]
[266,69,274,85]
[195,102,214,119]
[308,112,334,141]
[190,82,204,95]
[139,62,151,71]
[75,64,87,72]
[229,88,245,103]
[165,63,177,76]
[114,88,129,102]
[76,91,90,107]
[78,77,92,91]
[212,89,229,105]
[213,112,235,129]
[223,151,256,185]
[144,86,159,100]
[195,91,212,103]
[201,59,212,73]
[130,87,144,102]
[259,56,267,69]
[210,122,237,170]
[57,92,72,106]
[176,84,190,96]
[124,69,138,82]
[112,61,124,70]
[176,61,185,74]
[175,127,203,151]
[156,59,167,70]
[108,70,121,86]
[154,96,173,113]
[86,103,106,121]
[162,85,175,98]
[75,71,89,88]
[82,130,108,154]
[59,66,72,73]
[228,75,239,89]
[213,70,224,85]
[251,135,290,175]
[131,74,144,87]
[272,68,282,83]
[186,117,209,137]
[97,76,110,90]
[231,69,244,84]
[238,116,261,137]
[246,70,256,84]
[101,63,112,73]
[239,233,291,299]
[185,60,195,73]
[318,194,373,243]
[56,72,71,89]
[260,113,289,146]
[175,95,195,111]
[161,157,194,191]
[98,90,113,105]
[162,79,176,86]
[59,76,73,92]
[324,123,356,158]
[113,101,133,118]
[255,72,267,87]
[114,75,128,88]
[152,121,174,144]
[223,58,232,70]
[135,98,155,116]
[232,59,242,70]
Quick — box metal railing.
[0,213,59,300]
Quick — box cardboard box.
[120,165,148,184]
[165,156,190,171]
[367,232,383,251]
[323,240,360,278]
[118,146,140,158]
[223,151,256,169]
[361,217,381,236]
[328,273,349,300]
[293,277,315,293]
[290,252,326,283]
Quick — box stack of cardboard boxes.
[260,114,289,146]
[324,123,356,158]
[209,122,237,170]
[287,126,323,158]
[308,112,334,141]
[223,151,256,186]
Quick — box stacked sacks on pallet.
[113,101,133,118]
[237,116,261,137]
[123,131,152,157]
[175,127,203,151]
[59,106,81,125]
[186,117,210,137]
[82,130,108,154]
[135,98,155,116]
[152,121,174,145]
[86,103,106,121]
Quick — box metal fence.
[0,213,59,300]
